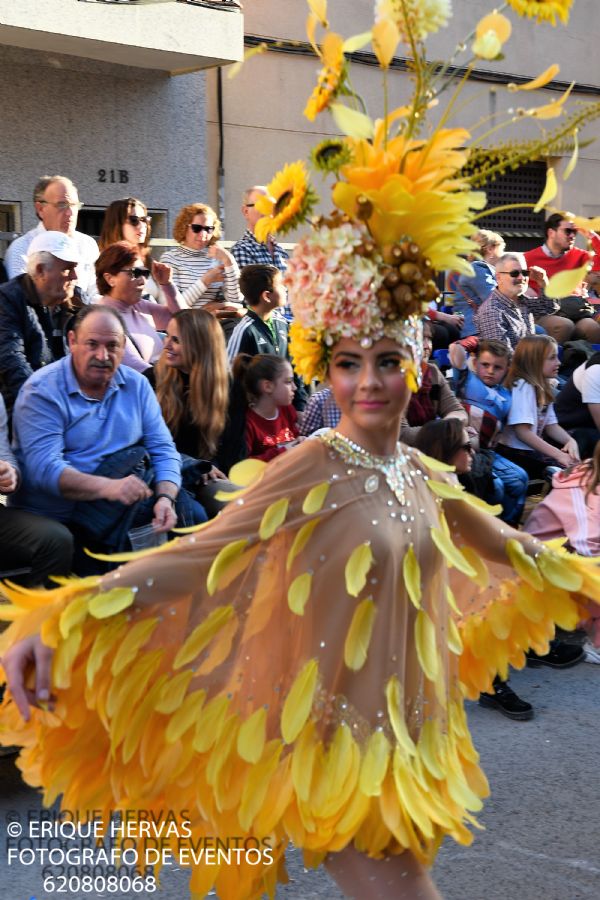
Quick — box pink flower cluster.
[286,222,385,342]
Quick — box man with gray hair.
[231,185,292,320]
[0,230,81,416]
[4,175,98,301]
[475,252,566,351]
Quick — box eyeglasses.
[560,227,577,236]
[497,269,530,278]
[38,200,83,211]
[127,214,152,226]
[189,223,215,234]
[120,267,150,279]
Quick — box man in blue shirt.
[10,305,188,566]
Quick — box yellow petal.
[330,103,374,139]
[59,595,89,639]
[154,669,195,714]
[53,626,83,689]
[460,546,490,590]
[402,544,421,610]
[430,526,477,577]
[165,689,207,743]
[173,605,234,669]
[475,11,512,42]
[372,19,399,69]
[533,166,557,213]
[342,30,373,53]
[415,610,440,682]
[417,719,444,780]
[259,498,289,541]
[359,730,391,796]
[446,585,460,615]
[508,64,559,91]
[344,597,377,671]
[302,481,330,514]
[537,550,583,591]
[192,695,230,752]
[306,12,320,56]
[206,539,249,595]
[291,720,317,801]
[385,675,416,757]
[286,518,321,571]
[546,263,591,300]
[288,572,312,616]
[237,707,267,764]
[89,587,135,620]
[563,129,579,181]
[345,541,374,597]
[111,617,158,676]
[472,31,502,60]
[281,658,318,744]
[86,616,127,688]
[228,457,267,487]
[524,82,574,119]
[417,451,455,473]
[505,538,543,590]
[307,0,327,25]
[447,618,463,655]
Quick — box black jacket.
[0,274,74,415]
[227,310,308,410]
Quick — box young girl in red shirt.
[233,353,302,461]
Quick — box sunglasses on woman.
[189,223,215,234]
[460,442,474,453]
[120,267,150,279]
[127,214,152,226]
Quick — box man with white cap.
[4,175,99,301]
[0,230,82,417]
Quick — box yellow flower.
[254,162,317,242]
[288,322,328,384]
[473,12,511,59]
[332,128,485,275]
[505,0,573,26]
[303,32,347,122]
[375,0,451,43]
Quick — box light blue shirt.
[10,355,180,522]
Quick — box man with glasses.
[524,213,600,343]
[231,186,292,321]
[4,175,99,302]
[475,253,573,350]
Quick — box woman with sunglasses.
[160,203,244,323]
[96,241,184,378]
[99,198,164,303]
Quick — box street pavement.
[2,659,599,900]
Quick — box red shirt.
[524,244,593,296]
[246,405,299,461]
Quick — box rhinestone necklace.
[320,430,416,505]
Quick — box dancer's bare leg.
[324,844,442,900]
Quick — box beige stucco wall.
[206,0,600,242]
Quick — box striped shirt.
[160,245,242,308]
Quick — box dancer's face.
[329,337,412,450]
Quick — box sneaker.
[479,681,534,721]
[526,641,584,669]
[583,641,600,665]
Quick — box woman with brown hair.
[97,241,184,376]
[160,202,244,320]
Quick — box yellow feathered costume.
[1,432,598,900]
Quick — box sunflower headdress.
[246,0,598,384]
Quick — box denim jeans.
[491,451,529,525]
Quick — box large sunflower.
[505,0,573,25]
[254,162,317,242]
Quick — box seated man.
[10,305,204,572]
[0,394,73,586]
[0,231,81,417]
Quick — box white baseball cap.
[27,230,81,264]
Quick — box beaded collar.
[320,430,419,505]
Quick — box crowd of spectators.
[1,176,600,697]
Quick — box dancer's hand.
[2,635,54,722]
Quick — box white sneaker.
[583,641,600,664]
